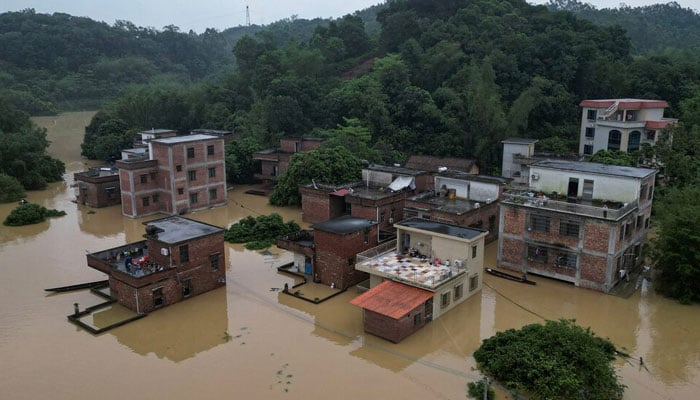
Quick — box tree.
[0,173,25,203]
[650,185,700,303]
[3,203,66,226]
[223,213,300,249]
[474,319,625,400]
[589,149,638,166]
[225,137,263,184]
[269,146,362,206]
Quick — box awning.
[350,280,433,320]
[330,188,350,197]
[388,176,415,191]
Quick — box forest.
[1,0,699,301]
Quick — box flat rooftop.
[152,134,220,145]
[502,137,538,144]
[396,218,485,240]
[311,216,377,235]
[146,217,223,244]
[356,249,466,290]
[437,170,509,184]
[407,195,486,215]
[365,164,427,176]
[532,159,656,179]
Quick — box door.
[582,179,594,204]
[567,178,579,202]
[424,298,433,322]
[401,233,411,252]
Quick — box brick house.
[352,218,487,342]
[252,137,323,183]
[117,134,227,218]
[404,155,479,190]
[578,99,677,157]
[74,166,121,207]
[404,171,508,243]
[277,216,379,289]
[86,216,225,313]
[498,159,657,292]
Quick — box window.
[454,284,463,301]
[648,185,653,200]
[188,170,197,181]
[179,244,189,262]
[645,218,650,229]
[187,147,195,158]
[208,167,216,178]
[150,172,156,180]
[585,127,595,138]
[440,292,450,309]
[380,211,385,222]
[471,245,478,258]
[364,228,369,244]
[620,224,626,241]
[583,144,593,155]
[413,313,422,326]
[628,131,641,152]
[209,188,217,200]
[142,196,149,207]
[182,279,192,297]
[177,188,184,195]
[640,184,648,202]
[636,215,643,230]
[489,215,496,233]
[528,246,548,263]
[152,194,159,203]
[153,287,164,307]
[105,187,116,198]
[469,275,479,291]
[189,192,198,204]
[207,145,214,155]
[176,165,182,172]
[646,131,656,141]
[140,174,147,184]
[529,214,550,232]
[608,130,621,151]
[347,256,355,266]
[559,221,580,237]
[555,253,577,269]
[587,109,597,120]
[210,253,219,271]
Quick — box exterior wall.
[430,202,500,243]
[502,142,535,182]
[348,194,405,231]
[314,226,378,289]
[362,304,426,343]
[75,175,121,208]
[434,176,500,202]
[431,273,474,320]
[579,105,669,155]
[529,166,642,203]
[280,138,322,153]
[299,187,346,224]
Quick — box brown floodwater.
[0,111,698,399]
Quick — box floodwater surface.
[0,112,698,399]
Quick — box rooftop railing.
[503,191,637,221]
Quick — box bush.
[224,213,300,248]
[467,380,495,400]
[3,203,66,226]
[473,319,624,400]
[0,173,25,203]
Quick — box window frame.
[529,214,550,233]
[179,244,189,263]
[187,147,195,158]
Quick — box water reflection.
[108,288,229,362]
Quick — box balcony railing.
[503,191,637,221]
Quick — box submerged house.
[498,159,656,292]
[74,166,121,208]
[351,218,487,343]
[252,137,323,184]
[86,216,226,313]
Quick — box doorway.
[567,178,579,202]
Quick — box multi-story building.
[86,216,226,313]
[578,98,677,157]
[117,134,227,217]
[501,138,539,186]
[352,218,487,342]
[498,159,657,292]
[404,171,508,243]
[252,137,323,183]
[74,166,121,208]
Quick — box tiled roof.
[350,280,433,319]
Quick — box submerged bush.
[224,213,300,249]
[3,203,66,226]
[0,173,25,203]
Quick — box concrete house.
[86,216,226,314]
[501,138,539,186]
[74,166,121,208]
[498,159,657,292]
[352,218,487,343]
[117,134,227,217]
[578,99,677,157]
[404,171,508,243]
[277,216,380,289]
[252,137,323,183]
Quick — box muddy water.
[0,112,698,400]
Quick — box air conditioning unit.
[531,173,540,180]
[389,218,394,224]
[161,248,169,256]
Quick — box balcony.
[277,230,314,256]
[355,240,468,290]
[87,241,174,280]
[503,190,637,221]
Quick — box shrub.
[3,203,66,226]
[0,173,25,203]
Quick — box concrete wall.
[529,166,642,203]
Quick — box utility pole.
[483,376,489,400]
[246,5,250,27]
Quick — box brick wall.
[314,227,377,289]
[583,222,612,253]
[502,206,525,235]
[361,305,426,343]
[579,252,607,283]
[430,202,500,243]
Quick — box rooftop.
[140,129,176,135]
[406,193,488,215]
[502,138,539,145]
[151,134,221,145]
[404,155,476,173]
[365,164,427,176]
[396,218,485,240]
[502,190,638,221]
[350,280,433,319]
[145,216,224,244]
[532,159,656,179]
[311,216,377,235]
[437,171,509,184]
[579,99,669,109]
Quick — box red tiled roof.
[350,280,433,320]
[579,99,669,109]
[645,120,677,129]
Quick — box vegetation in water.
[3,203,67,226]
[473,319,624,400]
[0,173,25,203]
[467,380,495,400]
[224,214,300,249]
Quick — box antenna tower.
[246,5,250,27]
